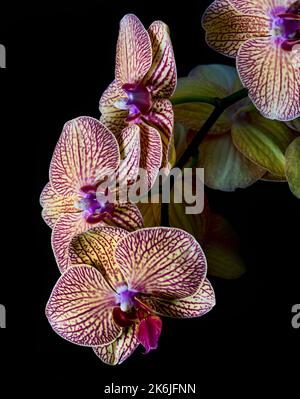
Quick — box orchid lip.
[74,185,115,224]
[271,2,300,50]
[114,83,153,123]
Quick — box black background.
[0,0,299,395]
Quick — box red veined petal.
[139,278,215,318]
[51,212,94,273]
[101,203,144,231]
[202,0,270,58]
[143,21,177,98]
[114,227,207,300]
[46,265,121,347]
[69,226,128,287]
[237,37,300,120]
[50,116,120,196]
[143,99,173,169]
[115,14,152,85]
[93,325,139,365]
[229,0,295,16]
[40,182,79,228]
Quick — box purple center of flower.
[113,286,162,353]
[115,83,152,123]
[272,1,300,50]
[75,185,114,224]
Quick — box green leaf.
[285,137,300,199]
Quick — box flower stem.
[161,87,249,227]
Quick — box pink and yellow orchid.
[46,226,215,365]
[202,0,300,121]
[40,116,143,272]
[99,14,177,188]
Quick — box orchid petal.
[137,315,162,354]
[205,214,246,279]
[100,203,144,232]
[143,99,173,168]
[138,122,162,189]
[202,0,270,58]
[93,325,139,365]
[285,137,300,198]
[46,266,121,347]
[51,212,92,273]
[50,116,120,196]
[199,133,266,191]
[114,227,207,300]
[143,21,176,98]
[140,278,215,318]
[229,0,295,16]
[116,125,140,190]
[69,226,128,287]
[115,14,152,85]
[99,80,127,135]
[232,112,297,177]
[237,37,300,121]
[40,182,79,228]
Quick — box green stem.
[161,87,249,227]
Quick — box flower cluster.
[41,14,215,365]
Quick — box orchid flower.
[172,64,297,191]
[202,0,300,121]
[99,14,177,188]
[46,226,215,365]
[40,116,143,272]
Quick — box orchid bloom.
[46,226,215,365]
[99,14,177,188]
[40,116,143,272]
[202,0,300,121]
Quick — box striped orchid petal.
[139,278,215,318]
[93,325,139,365]
[117,125,140,190]
[50,116,120,196]
[143,99,174,169]
[229,0,295,16]
[101,203,144,231]
[51,213,92,273]
[40,182,79,228]
[202,0,270,58]
[116,14,152,85]
[143,21,177,98]
[237,37,300,121]
[46,266,121,347]
[114,227,207,300]
[99,80,127,135]
[69,226,128,287]
[138,123,162,189]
